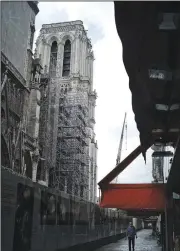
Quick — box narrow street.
[95,230,161,251]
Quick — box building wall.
[36,21,98,201]
[1,167,131,251]
[1,1,40,181]
[1,1,38,81]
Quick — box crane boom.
[116,112,127,165]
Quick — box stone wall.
[1,1,40,181]
[1,167,130,251]
[1,1,38,80]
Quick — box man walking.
[126,222,137,251]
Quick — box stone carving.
[89,50,94,59]
[41,24,84,35]
[42,38,46,45]
[36,33,45,45]
[80,76,90,82]
[59,32,75,45]
[75,30,83,39]
[59,82,71,91]
[34,48,37,58]
[71,72,80,79]
[42,20,83,29]
[82,35,87,42]
[50,78,59,85]
[87,38,92,47]
[89,92,97,106]
[60,76,71,80]
[75,82,89,92]
[46,35,59,45]
[44,65,48,74]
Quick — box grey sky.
[35,2,154,184]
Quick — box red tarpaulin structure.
[100,183,166,211]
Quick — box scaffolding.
[38,82,93,200]
[38,43,96,201]
[49,91,91,200]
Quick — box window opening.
[62,40,71,77]
[49,41,58,77]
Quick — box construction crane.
[115,112,127,183]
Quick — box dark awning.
[114,2,180,158]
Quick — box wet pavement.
[95,229,162,251]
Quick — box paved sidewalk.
[95,229,162,251]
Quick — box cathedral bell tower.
[36,21,98,202]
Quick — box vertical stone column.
[90,55,94,91]
[85,45,89,77]
[92,99,96,122]
[36,43,42,61]
[43,43,51,71]
[32,161,38,182]
[21,88,31,133]
[82,38,87,76]
[74,32,80,74]
[39,44,46,68]
[36,41,45,70]
[32,148,39,182]
[56,42,64,78]
[70,38,76,74]
[79,39,83,76]
[46,78,60,172]
[34,104,40,138]
[37,42,41,56]
[86,55,90,79]
[88,100,91,119]
[27,88,41,139]
[86,41,92,80]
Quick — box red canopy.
[100,183,165,211]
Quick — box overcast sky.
[35,2,153,184]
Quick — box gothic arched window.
[62,40,71,77]
[49,41,58,77]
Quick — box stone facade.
[1,1,40,181]
[36,21,98,202]
[1,1,38,82]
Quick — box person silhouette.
[126,222,137,251]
